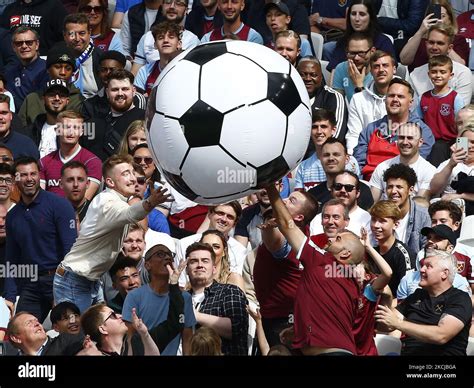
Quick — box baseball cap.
[264,0,290,16]
[421,224,457,246]
[144,231,176,260]
[46,43,77,70]
[45,79,69,96]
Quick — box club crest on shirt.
[338,0,347,6]
[440,104,451,116]
[457,261,465,273]
[434,304,444,314]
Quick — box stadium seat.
[375,334,402,355]
[320,60,331,86]
[310,32,324,60]
[459,215,474,248]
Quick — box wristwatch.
[354,86,365,93]
[317,16,324,25]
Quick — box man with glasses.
[310,171,372,240]
[5,26,48,111]
[332,32,375,102]
[122,240,196,355]
[39,110,101,202]
[0,162,15,212]
[54,154,171,313]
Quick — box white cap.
[144,230,176,258]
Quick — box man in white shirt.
[310,170,371,239]
[370,122,436,201]
[53,154,171,313]
[410,24,472,105]
[346,50,397,154]
[175,201,247,286]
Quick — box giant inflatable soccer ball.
[146,40,312,205]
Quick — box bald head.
[328,231,365,265]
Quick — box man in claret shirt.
[266,183,365,355]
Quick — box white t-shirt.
[395,212,409,244]
[38,122,58,158]
[377,0,398,18]
[435,160,474,195]
[369,155,437,199]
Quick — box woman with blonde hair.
[118,120,147,155]
[200,230,245,292]
[400,0,469,71]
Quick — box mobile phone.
[456,137,469,153]
[428,4,441,20]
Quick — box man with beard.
[82,69,145,161]
[131,0,200,75]
[82,51,146,121]
[40,111,102,199]
[346,50,397,155]
[60,161,91,224]
[18,44,82,127]
[297,57,347,143]
[63,13,103,98]
[4,157,77,322]
[185,0,223,39]
[23,79,70,158]
[186,242,248,355]
[354,78,434,180]
[201,0,263,43]
[370,122,437,201]
[54,154,171,313]
[265,183,366,355]
[0,95,39,159]
[383,163,431,256]
[310,171,372,240]
[332,33,375,103]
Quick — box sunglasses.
[333,183,356,193]
[103,311,119,323]
[136,176,147,185]
[133,156,153,165]
[13,39,37,48]
[80,5,103,13]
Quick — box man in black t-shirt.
[376,249,472,356]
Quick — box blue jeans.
[53,268,103,313]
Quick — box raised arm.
[361,227,392,292]
[266,184,306,253]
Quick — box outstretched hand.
[360,227,369,247]
[167,259,187,285]
[257,217,278,230]
[147,184,172,208]
[131,307,148,336]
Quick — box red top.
[40,147,102,197]
[362,130,399,181]
[93,30,115,52]
[353,277,379,356]
[254,241,303,319]
[292,238,360,353]
[420,89,457,141]
[210,24,250,41]
[457,11,474,40]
